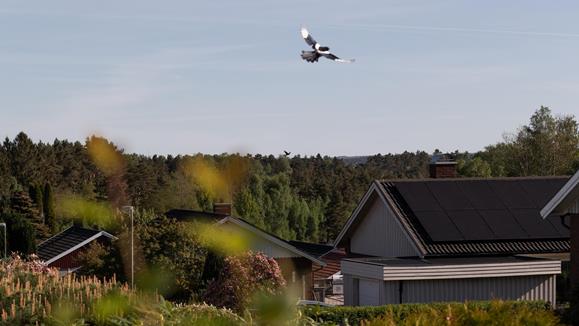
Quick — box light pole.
[122,206,135,290]
[0,223,6,259]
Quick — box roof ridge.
[378,176,570,183]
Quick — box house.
[166,204,334,300]
[334,162,570,306]
[37,225,116,273]
[541,169,579,288]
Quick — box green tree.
[28,184,44,217]
[43,183,56,232]
[1,213,36,254]
[482,107,579,176]
[458,157,492,177]
[136,215,207,301]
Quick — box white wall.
[349,196,418,257]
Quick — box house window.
[292,271,296,283]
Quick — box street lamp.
[122,206,135,290]
[0,223,6,258]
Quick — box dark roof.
[378,177,570,256]
[166,209,326,264]
[165,209,227,222]
[289,240,334,258]
[313,249,370,280]
[37,226,112,262]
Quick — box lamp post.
[122,206,134,289]
[0,223,6,259]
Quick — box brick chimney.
[429,154,458,178]
[213,203,232,216]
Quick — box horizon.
[2,1,579,156]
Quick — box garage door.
[359,279,380,306]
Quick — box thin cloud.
[328,23,579,38]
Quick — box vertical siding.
[386,275,557,305]
[571,199,579,214]
[343,274,354,306]
[350,196,418,257]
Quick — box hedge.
[301,300,558,326]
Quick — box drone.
[300,27,355,63]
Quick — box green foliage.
[480,107,579,176]
[0,213,36,255]
[136,215,207,301]
[457,157,492,177]
[28,184,43,217]
[42,182,56,231]
[0,107,576,246]
[203,251,286,313]
[302,301,558,326]
[75,240,125,282]
[0,255,246,325]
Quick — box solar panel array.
[392,178,569,242]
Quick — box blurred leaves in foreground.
[56,194,116,228]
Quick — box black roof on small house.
[379,177,570,256]
[37,225,115,263]
[289,240,334,259]
[165,209,227,222]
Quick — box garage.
[358,278,380,306]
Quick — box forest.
[0,106,578,247]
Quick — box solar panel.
[510,208,560,238]
[489,180,535,209]
[445,209,495,240]
[427,182,474,210]
[517,179,564,208]
[458,181,505,210]
[477,209,528,239]
[413,210,464,241]
[547,215,570,237]
[395,182,441,211]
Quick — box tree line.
[0,106,577,247]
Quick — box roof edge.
[541,170,579,218]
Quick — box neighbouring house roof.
[37,225,116,265]
[541,170,579,218]
[165,209,327,266]
[336,177,571,257]
[312,249,371,280]
[165,209,227,222]
[289,240,334,258]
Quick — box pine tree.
[43,183,56,232]
[28,184,44,217]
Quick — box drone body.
[300,27,354,63]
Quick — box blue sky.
[1,1,578,156]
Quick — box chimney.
[429,154,458,178]
[213,203,232,216]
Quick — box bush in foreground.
[203,251,286,313]
[302,300,560,326]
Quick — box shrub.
[203,251,286,313]
[302,301,559,326]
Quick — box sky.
[1,1,578,157]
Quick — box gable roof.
[37,225,116,265]
[288,240,334,258]
[336,177,570,257]
[165,209,227,222]
[166,209,326,266]
[541,170,579,218]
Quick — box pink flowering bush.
[203,251,286,313]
